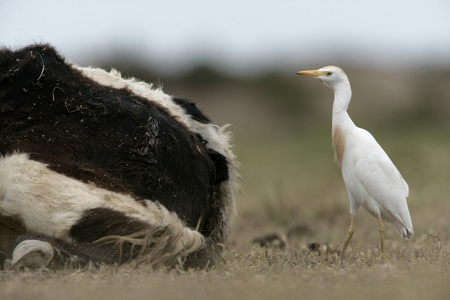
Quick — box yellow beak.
[296,70,326,77]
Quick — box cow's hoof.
[4,240,55,270]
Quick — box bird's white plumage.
[341,126,412,238]
[297,66,414,243]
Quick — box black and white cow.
[0,44,239,270]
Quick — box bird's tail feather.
[393,218,414,239]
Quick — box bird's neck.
[331,82,354,129]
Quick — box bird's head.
[297,66,349,90]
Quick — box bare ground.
[1,125,449,299]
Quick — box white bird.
[297,66,413,259]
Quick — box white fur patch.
[0,153,203,249]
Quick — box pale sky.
[1,0,449,75]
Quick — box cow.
[0,44,239,270]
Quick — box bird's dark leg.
[340,215,355,261]
[377,215,385,255]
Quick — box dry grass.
[0,244,448,300]
[1,125,449,299]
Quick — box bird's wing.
[352,130,409,197]
[355,153,408,198]
[353,140,410,219]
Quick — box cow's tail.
[93,205,211,269]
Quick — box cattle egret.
[297,66,413,259]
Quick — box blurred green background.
[2,0,449,250]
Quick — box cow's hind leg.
[4,207,213,270]
[4,234,116,270]
[4,208,158,270]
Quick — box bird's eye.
[326,72,332,76]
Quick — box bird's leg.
[377,215,385,255]
[340,215,355,261]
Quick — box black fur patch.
[172,97,211,123]
[70,208,150,243]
